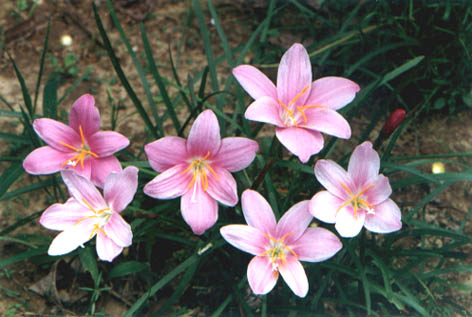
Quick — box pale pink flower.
[40,166,138,262]
[143,110,259,235]
[220,189,342,297]
[309,141,402,237]
[23,94,129,188]
[233,43,360,163]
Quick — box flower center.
[277,85,327,127]
[180,151,219,192]
[259,232,297,271]
[337,183,375,219]
[74,198,112,239]
[60,125,99,169]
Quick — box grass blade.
[33,18,51,112]
[8,53,33,117]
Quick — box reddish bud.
[381,109,406,137]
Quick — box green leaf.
[8,53,33,117]
[0,162,23,198]
[79,246,99,284]
[109,261,149,279]
[380,55,425,86]
[34,18,51,112]
[42,74,59,119]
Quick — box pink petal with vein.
[247,256,278,295]
[276,200,312,242]
[275,127,324,163]
[61,170,107,211]
[278,256,309,298]
[220,225,268,256]
[348,141,379,186]
[314,159,354,200]
[301,108,351,139]
[69,94,100,136]
[33,118,80,151]
[232,65,277,100]
[103,212,132,247]
[335,206,366,238]
[206,166,238,206]
[23,146,72,175]
[293,227,342,262]
[305,76,360,110]
[47,217,95,256]
[88,131,129,157]
[241,189,276,235]
[245,97,284,127]
[40,198,91,231]
[181,184,218,235]
[277,43,312,106]
[96,231,123,262]
[145,136,188,172]
[143,163,191,199]
[309,190,343,224]
[104,166,138,212]
[364,175,392,205]
[187,110,221,158]
[211,137,258,172]
[89,156,122,189]
[364,199,402,234]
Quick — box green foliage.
[0,0,471,315]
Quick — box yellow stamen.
[296,105,327,123]
[74,215,97,226]
[277,100,298,127]
[288,85,310,106]
[88,224,107,240]
[82,198,97,213]
[59,125,98,168]
[206,164,220,180]
[260,232,298,266]
[59,142,79,152]
[337,184,375,219]
[182,152,218,192]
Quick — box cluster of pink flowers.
[24,43,402,296]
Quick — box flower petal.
[276,200,312,242]
[40,198,91,231]
[104,166,138,212]
[206,166,238,206]
[220,225,268,256]
[23,146,72,175]
[103,212,132,247]
[143,163,191,199]
[89,156,123,189]
[47,217,95,256]
[278,256,309,298]
[309,191,344,224]
[245,97,284,127]
[181,184,218,235]
[364,199,402,234]
[61,170,107,211]
[335,205,366,238]
[314,159,354,200]
[69,94,100,136]
[247,256,278,295]
[96,231,123,262]
[87,131,129,157]
[348,141,379,187]
[241,189,276,235]
[145,136,188,172]
[211,137,259,172]
[33,118,81,151]
[187,110,221,158]
[364,175,392,205]
[300,108,351,139]
[232,65,277,100]
[277,43,312,106]
[292,227,342,262]
[305,76,360,110]
[275,127,324,163]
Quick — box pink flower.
[143,110,259,235]
[23,94,130,188]
[233,43,360,163]
[40,166,138,262]
[220,189,342,297]
[309,141,402,237]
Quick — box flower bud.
[381,109,406,137]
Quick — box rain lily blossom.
[23,94,130,188]
[143,110,259,235]
[40,166,138,262]
[220,189,342,297]
[309,141,402,237]
[233,43,360,163]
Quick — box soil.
[0,0,471,315]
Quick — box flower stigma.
[181,151,219,192]
[60,125,99,168]
[260,232,297,271]
[337,183,375,219]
